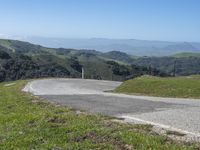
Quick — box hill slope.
[115,75,200,98]
[172,52,200,58]
[0,39,166,82]
[102,51,134,64]
[132,56,200,76]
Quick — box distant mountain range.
[21,37,200,56]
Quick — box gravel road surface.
[23,78,200,139]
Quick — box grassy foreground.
[0,80,197,149]
[115,75,200,99]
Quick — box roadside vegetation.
[0,80,198,149]
[115,75,200,99]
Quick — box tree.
[69,56,82,72]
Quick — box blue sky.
[0,0,199,41]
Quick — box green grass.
[0,39,15,52]
[172,52,200,58]
[0,80,198,149]
[115,75,200,98]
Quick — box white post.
[82,67,84,79]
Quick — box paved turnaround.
[23,78,200,138]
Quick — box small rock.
[124,144,133,150]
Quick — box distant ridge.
[172,52,200,58]
[22,37,200,56]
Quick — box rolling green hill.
[115,75,200,98]
[172,52,200,58]
[132,56,200,76]
[102,51,134,64]
[1,39,199,82]
[0,39,166,82]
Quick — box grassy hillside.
[115,75,200,98]
[0,80,197,149]
[172,52,200,58]
[0,39,167,82]
[102,51,134,64]
[1,39,199,81]
[132,57,200,76]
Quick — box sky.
[0,0,200,42]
